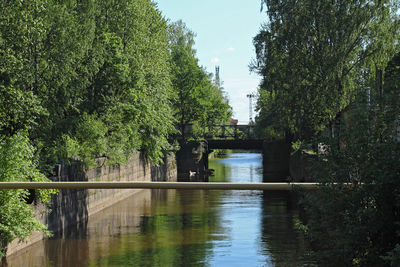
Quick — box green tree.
[252,0,399,140]
[192,78,231,138]
[79,0,176,163]
[30,0,176,166]
[0,0,50,137]
[168,21,231,140]
[33,0,97,170]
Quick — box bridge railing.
[205,125,259,140]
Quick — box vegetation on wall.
[0,133,56,257]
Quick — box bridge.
[205,124,263,149]
[177,124,290,180]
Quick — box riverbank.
[6,152,177,256]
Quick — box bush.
[0,132,56,257]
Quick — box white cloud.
[227,47,235,52]
[210,57,220,64]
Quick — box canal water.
[5,152,311,266]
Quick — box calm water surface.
[6,152,311,266]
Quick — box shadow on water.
[260,191,312,266]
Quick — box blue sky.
[154,0,266,123]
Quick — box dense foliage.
[302,54,400,266]
[0,0,178,170]
[252,0,399,140]
[254,0,400,265]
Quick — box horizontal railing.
[0,182,320,190]
[205,124,258,140]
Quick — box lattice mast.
[246,93,255,123]
[215,66,221,89]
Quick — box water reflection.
[260,192,311,266]
[5,152,311,266]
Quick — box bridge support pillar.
[262,140,290,182]
[176,141,209,181]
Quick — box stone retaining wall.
[7,152,177,255]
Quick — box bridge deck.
[207,139,264,149]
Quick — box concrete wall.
[5,189,153,266]
[7,152,177,255]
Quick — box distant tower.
[215,66,221,89]
[246,93,255,123]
